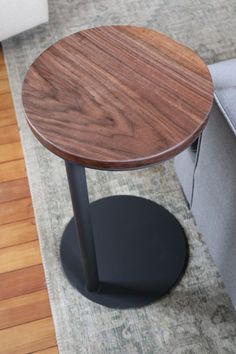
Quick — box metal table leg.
[60,161,189,309]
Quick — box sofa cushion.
[208,59,236,136]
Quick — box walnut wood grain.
[22,26,213,170]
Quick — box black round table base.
[60,195,189,309]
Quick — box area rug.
[3,0,236,353]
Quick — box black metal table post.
[60,161,189,309]
[65,161,99,292]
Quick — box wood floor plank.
[0,176,30,203]
[0,197,34,224]
[0,240,41,273]
[0,45,58,352]
[0,93,13,111]
[0,218,37,248]
[0,317,57,354]
[0,264,46,301]
[0,289,51,329]
[0,79,10,95]
[0,50,4,65]
[0,64,8,80]
[0,177,30,203]
[0,159,26,183]
[0,141,23,163]
[0,124,19,144]
[0,108,16,127]
[34,346,59,354]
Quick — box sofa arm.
[209,59,236,136]
[192,102,236,309]
[0,0,48,41]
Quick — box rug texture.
[3,0,236,353]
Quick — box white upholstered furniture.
[0,0,48,41]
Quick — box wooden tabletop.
[22,26,213,170]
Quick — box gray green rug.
[3,0,236,353]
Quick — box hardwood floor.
[0,47,58,353]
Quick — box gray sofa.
[175,58,236,309]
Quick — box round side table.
[22,26,213,309]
